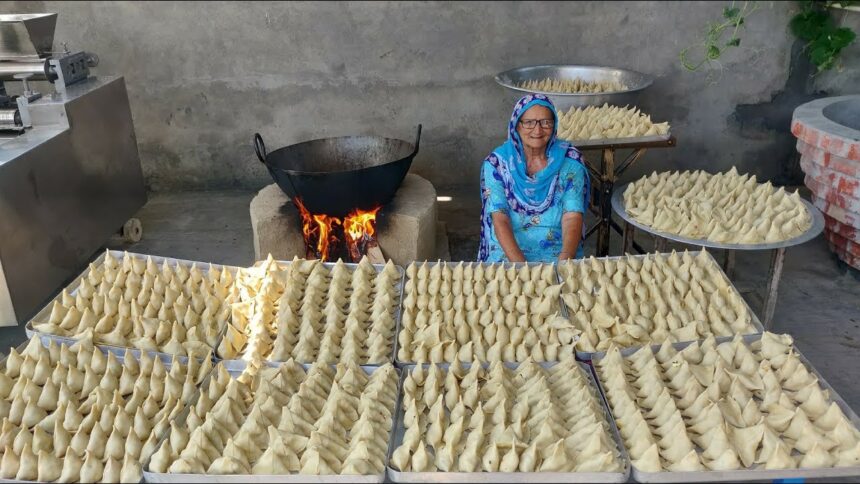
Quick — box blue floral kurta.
[480,155,588,262]
[478,94,589,263]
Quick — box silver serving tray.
[557,250,764,361]
[394,262,567,366]
[143,359,402,483]
[0,333,203,484]
[564,132,672,148]
[494,64,653,109]
[589,335,860,482]
[24,250,239,364]
[247,259,406,365]
[386,361,630,482]
[612,182,826,251]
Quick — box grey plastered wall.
[2,1,835,192]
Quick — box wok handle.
[253,133,267,163]
[411,124,422,157]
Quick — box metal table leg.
[583,146,654,256]
[611,219,646,254]
[613,147,648,179]
[762,247,786,330]
[622,222,634,254]
[596,148,615,257]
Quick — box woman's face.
[517,105,554,152]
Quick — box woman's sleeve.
[481,160,509,215]
[561,161,588,214]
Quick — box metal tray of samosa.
[0,333,204,484]
[143,359,403,483]
[6,331,203,373]
[556,250,764,361]
[385,360,630,482]
[611,185,825,252]
[25,250,238,364]
[395,261,567,367]
[250,258,405,366]
[589,335,860,482]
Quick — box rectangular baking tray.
[17,328,207,374]
[556,250,764,361]
[589,334,860,482]
[25,250,239,364]
[143,358,403,483]
[0,332,203,484]
[246,259,406,365]
[386,360,630,483]
[395,261,567,366]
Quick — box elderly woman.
[478,94,590,262]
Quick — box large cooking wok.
[254,125,421,218]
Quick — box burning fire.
[343,207,380,243]
[294,197,380,261]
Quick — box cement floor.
[3,188,860,480]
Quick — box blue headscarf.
[490,94,585,213]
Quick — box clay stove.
[251,127,444,263]
[251,173,447,265]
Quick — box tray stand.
[578,136,677,257]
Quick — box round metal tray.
[611,182,825,251]
[494,64,653,109]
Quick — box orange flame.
[294,197,340,261]
[343,206,381,242]
[293,197,380,261]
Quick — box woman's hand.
[492,212,527,262]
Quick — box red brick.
[812,195,860,229]
[824,213,860,245]
[798,139,860,178]
[792,118,860,161]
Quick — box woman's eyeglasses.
[519,118,555,130]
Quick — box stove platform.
[251,174,448,264]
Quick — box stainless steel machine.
[0,13,146,326]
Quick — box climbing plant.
[790,1,857,72]
[680,1,857,77]
[679,1,759,73]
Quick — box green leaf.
[725,37,741,47]
[809,44,836,70]
[829,27,857,49]
[790,10,831,41]
[707,45,721,59]
[723,6,741,18]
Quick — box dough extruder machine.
[0,13,146,326]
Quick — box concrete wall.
[3,1,828,192]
